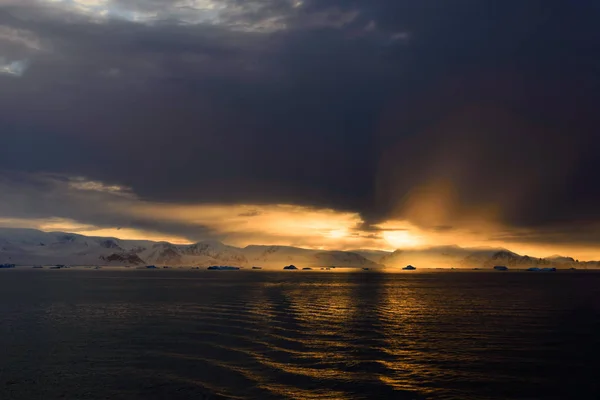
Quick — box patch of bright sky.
[0,59,29,77]
[39,0,289,30]
[37,0,358,33]
[0,217,190,244]
[0,26,42,51]
[67,176,134,198]
[130,202,366,243]
[42,0,152,22]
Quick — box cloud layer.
[1,1,600,257]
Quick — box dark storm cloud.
[372,0,600,233]
[0,171,219,241]
[1,0,600,246]
[0,0,387,214]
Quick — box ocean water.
[1,270,599,400]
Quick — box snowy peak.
[100,253,145,265]
[547,254,576,263]
[142,243,183,265]
[181,241,248,265]
[99,239,123,250]
[184,240,238,256]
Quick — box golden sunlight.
[383,230,422,248]
[0,217,191,243]
[327,229,349,239]
[127,203,374,248]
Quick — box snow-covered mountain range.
[0,228,382,269]
[0,228,597,269]
[368,245,599,269]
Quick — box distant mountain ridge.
[0,228,597,269]
[377,246,599,269]
[0,228,381,269]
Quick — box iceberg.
[402,265,416,270]
[526,267,556,272]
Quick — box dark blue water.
[1,269,599,399]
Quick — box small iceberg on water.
[527,267,556,272]
[207,266,240,270]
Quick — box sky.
[1,0,600,259]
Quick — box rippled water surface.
[1,270,599,399]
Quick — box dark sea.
[1,269,599,400]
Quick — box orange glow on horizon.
[383,230,422,248]
[2,205,600,261]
